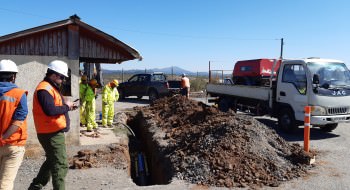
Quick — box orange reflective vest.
[33,81,66,134]
[0,88,28,146]
[181,77,190,88]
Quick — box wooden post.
[304,106,311,152]
[67,25,79,60]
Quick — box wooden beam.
[68,25,79,59]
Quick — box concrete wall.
[0,55,80,145]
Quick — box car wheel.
[148,90,158,102]
[320,123,338,132]
[278,107,297,132]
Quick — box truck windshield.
[307,62,350,89]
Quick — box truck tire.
[148,90,158,102]
[320,123,338,132]
[256,101,266,116]
[218,98,230,112]
[278,107,297,132]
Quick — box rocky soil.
[132,95,315,188]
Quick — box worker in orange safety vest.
[29,60,76,190]
[0,59,28,190]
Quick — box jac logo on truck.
[332,90,346,96]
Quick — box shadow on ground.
[256,118,340,142]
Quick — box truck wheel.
[218,98,230,112]
[320,123,338,132]
[278,108,297,132]
[148,90,158,102]
[256,102,266,116]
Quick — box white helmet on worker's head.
[48,60,69,77]
[0,59,18,73]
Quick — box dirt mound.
[135,95,314,188]
[69,144,129,170]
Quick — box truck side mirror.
[313,74,320,84]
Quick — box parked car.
[118,73,170,101]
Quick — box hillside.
[102,66,208,76]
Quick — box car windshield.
[307,62,350,88]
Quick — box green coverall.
[84,85,98,130]
[79,83,88,125]
[102,85,119,126]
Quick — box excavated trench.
[127,112,172,186]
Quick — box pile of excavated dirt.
[133,95,315,188]
[69,144,129,170]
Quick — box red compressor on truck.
[232,59,281,86]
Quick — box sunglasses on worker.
[56,73,65,80]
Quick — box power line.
[0,7,56,20]
[0,7,280,41]
[96,24,279,40]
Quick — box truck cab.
[276,58,350,131]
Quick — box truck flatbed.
[206,83,271,101]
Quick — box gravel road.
[13,96,350,190]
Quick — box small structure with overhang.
[0,15,141,145]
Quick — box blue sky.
[0,0,349,72]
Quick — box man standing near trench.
[101,79,119,128]
[29,60,76,190]
[79,75,88,127]
[84,78,99,132]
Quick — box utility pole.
[209,61,211,83]
[280,38,284,59]
[171,66,174,80]
[122,68,124,82]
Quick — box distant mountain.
[102,66,208,76]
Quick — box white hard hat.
[48,60,68,77]
[0,59,18,73]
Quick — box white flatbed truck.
[206,58,350,132]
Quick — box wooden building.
[0,15,141,145]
